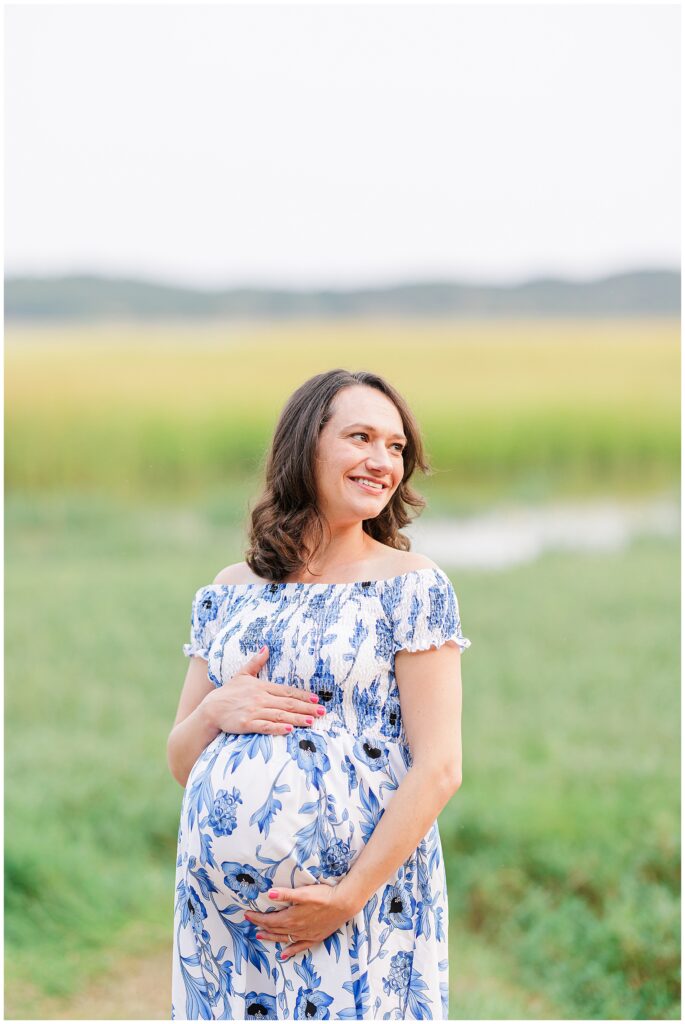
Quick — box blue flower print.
[440,988,449,1017]
[287,730,330,788]
[304,592,327,619]
[302,591,343,636]
[341,754,358,794]
[208,787,242,837]
[308,656,342,711]
[428,584,447,630]
[263,613,289,667]
[380,693,401,739]
[197,589,221,628]
[221,861,271,901]
[353,736,390,772]
[244,992,278,1019]
[352,678,381,730]
[239,616,268,656]
[374,618,394,661]
[383,950,413,998]
[382,950,434,1017]
[320,839,352,878]
[379,882,416,930]
[405,594,422,646]
[294,987,334,1020]
[345,616,369,658]
[185,884,209,939]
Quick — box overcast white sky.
[5,2,681,287]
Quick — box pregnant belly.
[180,724,408,913]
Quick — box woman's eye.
[351,433,404,453]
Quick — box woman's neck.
[285,524,377,583]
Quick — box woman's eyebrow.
[343,422,407,442]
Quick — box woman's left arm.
[244,642,463,956]
[334,640,463,912]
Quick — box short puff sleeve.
[393,568,471,655]
[183,585,226,660]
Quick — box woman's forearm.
[336,764,460,915]
[167,698,220,787]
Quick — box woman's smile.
[347,475,388,495]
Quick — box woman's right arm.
[166,654,223,787]
[167,645,324,787]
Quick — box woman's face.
[314,385,407,527]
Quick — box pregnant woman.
[167,368,471,1020]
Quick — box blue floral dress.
[172,566,471,1020]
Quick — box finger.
[249,719,295,736]
[268,886,306,903]
[262,691,325,716]
[279,940,311,960]
[243,645,270,675]
[258,707,319,729]
[255,930,292,943]
[244,909,291,927]
[264,682,321,709]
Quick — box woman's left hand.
[243,883,357,960]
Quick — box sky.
[5,2,681,287]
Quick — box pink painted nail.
[305,717,313,725]
[316,706,325,716]
[309,695,319,703]
[280,952,288,959]
[268,890,279,899]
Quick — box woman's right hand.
[200,645,326,735]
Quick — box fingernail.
[259,645,267,654]
[256,932,265,939]
[309,695,319,703]
[284,725,293,732]
[280,952,288,959]
[268,890,279,899]
[316,707,325,716]
[305,717,313,725]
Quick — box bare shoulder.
[372,544,440,577]
[212,561,267,585]
[396,552,441,575]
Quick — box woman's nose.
[366,444,393,470]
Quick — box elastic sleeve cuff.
[392,568,472,656]
[183,641,210,660]
[395,631,471,655]
[182,585,225,662]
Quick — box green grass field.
[4,494,680,1019]
[4,318,680,1017]
[5,318,679,505]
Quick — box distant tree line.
[4,269,680,320]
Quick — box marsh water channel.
[405,493,679,571]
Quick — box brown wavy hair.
[245,369,432,582]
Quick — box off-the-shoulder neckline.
[202,565,446,591]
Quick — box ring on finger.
[288,932,294,943]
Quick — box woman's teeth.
[350,477,384,494]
